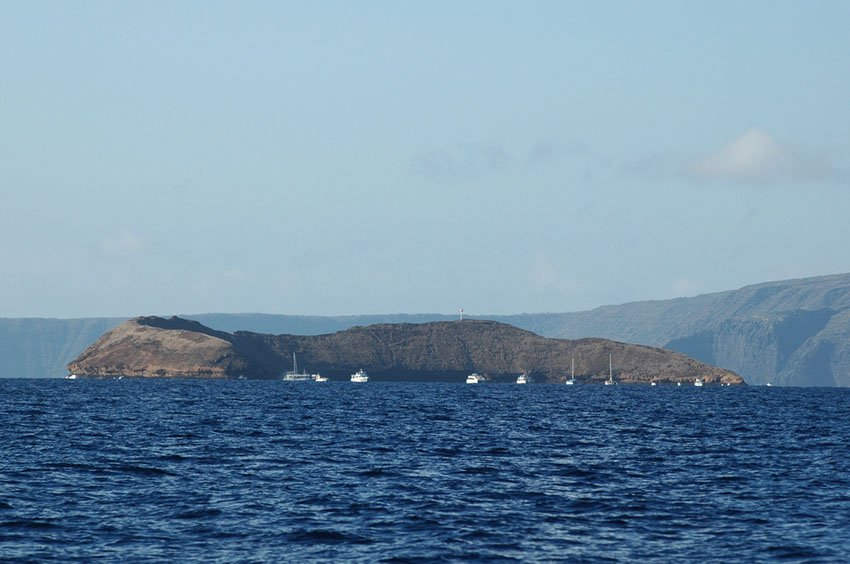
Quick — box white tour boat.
[350,369,369,383]
[466,372,483,384]
[516,373,529,384]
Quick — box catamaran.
[283,353,311,382]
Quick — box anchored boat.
[350,369,369,383]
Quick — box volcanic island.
[68,316,744,385]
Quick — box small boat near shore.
[351,369,369,383]
[516,373,529,384]
[466,373,483,384]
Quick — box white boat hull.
[351,369,369,383]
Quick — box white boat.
[466,372,483,384]
[694,378,704,387]
[565,358,575,385]
[283,353,311,381]
[350,369,369,383]
[312,373,328,382]
[516,373,529,384]
[650,381,657,386]
[604,353,615,385]
[65,374,78,380]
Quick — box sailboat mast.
[571,357,574,379]
[609,353,612,381]
[293,352,297,374]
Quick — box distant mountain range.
[4,273,850,386]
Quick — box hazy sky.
[2,1,849,318]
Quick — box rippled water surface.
[2,379,849,562]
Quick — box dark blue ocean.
[2,380,849,562]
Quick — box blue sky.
[2,1,849,317]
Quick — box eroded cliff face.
[68,316,744,384]
[664,309,836,386]
[778,309,850,387]
[67,317,270,378]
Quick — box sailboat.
[565,357,575,385]
[283,353,311,382]
[604,353,615,385]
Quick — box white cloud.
[223,268,248,282]
[98,228,144,257]
[671,278,700,298]
[530,251,582,295]
[531,251,559,292]
[411,141,614,184]
[411,145,511,182]
[688,128,840,184]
